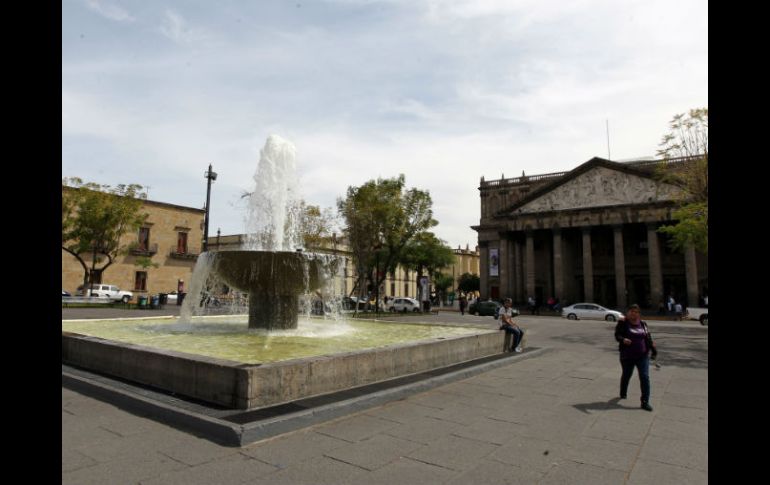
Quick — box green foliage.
[655,108,708,253]
[62,178,149,286]
[338,174,437,299]
[134,256,160,270]
[298,202,340,250]
[457,272,480,293]
[401,232,455,279]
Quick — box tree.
[62,177,148,290]
[655,108,708,253]
[457,272,480,293]
[432,272,455,304]
[338,175,437,307]
[298,202,341,250]
[400,231,456,302]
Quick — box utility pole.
[203,164,217,252]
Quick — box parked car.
[342,296,368,311]
[62,290,71,297]
[561,303,624,322]
[685,306,708,326]
[468,299,505,317]
[76,284,133,303]
[387,297,421,313]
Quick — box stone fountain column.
[210,250,333,330]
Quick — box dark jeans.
[620,355,650,403]
[502,325,524,348]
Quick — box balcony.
[129,243,158,256]
[169,250,199,260]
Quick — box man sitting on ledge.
[499,298,524,353]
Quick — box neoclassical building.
[472,156,707,310]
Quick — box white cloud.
[62,0,707,250]
[85,0,134,22]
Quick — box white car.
[76,284,133,303]
[387,297,421,313]
[561,303,624,322]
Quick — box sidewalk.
[62,315,707,484]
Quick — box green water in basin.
[62,316,486,365]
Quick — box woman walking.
[614,304,657,411]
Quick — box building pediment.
[502,158,682,215]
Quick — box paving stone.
[323,433,425,471]
[539,459,628,485]
[452,416,530,445]
[649,417,708,444]
[445,457,544,484]
[140,453,279,485]
[627,458,708,485]
[638,435,708,471]
[312,414,397,443]
[564,436,639,471]
[241,429,349,467]
[62,451,189,485]
[62,447,98,473]
[383,415,465,444]
[251,456,369,485]
[406,434,500,471]
[366,456,459,484]
[489,436,568,476]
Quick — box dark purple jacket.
[614,319,656,359]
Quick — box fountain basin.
[62,318,506,409]
[209,250,336,330]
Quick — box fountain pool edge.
[62,325,507,409]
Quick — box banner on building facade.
[489,248,499,276]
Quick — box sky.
[62,0,708,250]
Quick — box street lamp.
[203,164,217,252]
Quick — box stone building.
[62,193,205,298]
[472,156,707,310]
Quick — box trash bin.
[177,292,187,306]
[159,293,168,305]
[150,295,160,309]
[138,295,148,309]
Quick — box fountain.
[62,135,506,411]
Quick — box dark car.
[468,300,504,317]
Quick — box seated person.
[498,298,524,353]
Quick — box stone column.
[581,227,594,302]
[684,245,699,308]
[511,238,520,302]
[646,223,663,308]
[552,229,564,302]
[613,225,627,310]
[498,235,510,298]
[525,230,535,299]
[479,245,489,300]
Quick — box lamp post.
[203,164,217,252]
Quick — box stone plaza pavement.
[62,312,708,484]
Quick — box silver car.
[561,303,624,322]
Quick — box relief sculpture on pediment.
[515,167,680,214]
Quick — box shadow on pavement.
[572,397,623,414]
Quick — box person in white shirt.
[499,298,524,352]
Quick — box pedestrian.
[459,295,467,316]
[527,296,536,315]
[499,298,524,352]
[674,302,683,321]
[614,304,657,411]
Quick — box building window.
[135,271,147,291]
[404,283,409,296]
[390,282,395,296]
[177,232,188,254]
[138,227,150,251]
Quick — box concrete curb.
[62,347,552,447]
